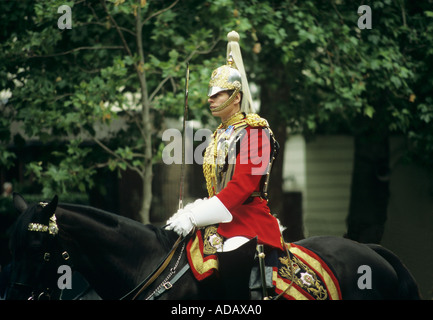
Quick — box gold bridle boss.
[27,202,69,262]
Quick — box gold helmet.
[208,31,253,114]
[208,63,242,98]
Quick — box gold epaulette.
[244,113,269,128]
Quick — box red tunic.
[214,126,283,250]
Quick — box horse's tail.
[367,244,421,300]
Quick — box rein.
[120,235,186,300]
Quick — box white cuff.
[189,196,232,227]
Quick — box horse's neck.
[55,205,170,299]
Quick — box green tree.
[2,0,432,236]
[230,0,433,242]
[0,0,236,223]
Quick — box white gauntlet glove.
[166,198,206,226]
[165,197,232,237]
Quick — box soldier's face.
[208,91,241,122]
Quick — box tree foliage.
[0,0,237,222]
[1,0,432,225]
[232,1,432,145]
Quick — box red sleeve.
[216,127,270,210]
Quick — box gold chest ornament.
[203,113,274,197]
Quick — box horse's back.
[365,243,421,299]
[293,236,420,299]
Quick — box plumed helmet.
[207,63,242,97]
[207,31,253,114]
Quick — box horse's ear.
[13,192,28,214]
[42,195,58,219]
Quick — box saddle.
[186,226,342,300]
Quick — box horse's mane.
[58,202,119,221]
[11,201,179,254]
[146,224,180,251]
[57,203,179,251]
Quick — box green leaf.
[364,106,375,118]
[390,75,402,88]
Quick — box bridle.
[9,282,53,301]
[10,202,70,300]
[13,201,189,300]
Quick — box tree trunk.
[259,78,305,242]
[345,119,390,244]
[139,173,152,224]
[259,83,284,213]
[136,7,152,224]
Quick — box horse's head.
[6,193,69,300]
[7,194,195,300]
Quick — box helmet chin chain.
[210,85,241,113]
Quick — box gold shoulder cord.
[244,113,269,128]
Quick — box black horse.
[7,193,421,300]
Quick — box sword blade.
[179,63,190,210]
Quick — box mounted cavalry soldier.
[166,31,283,299]
[6,31,419,298]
